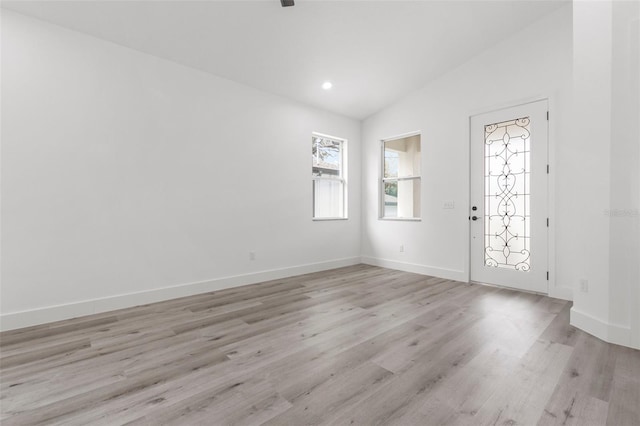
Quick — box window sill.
[379,217,422,222]
[313,217,349,221]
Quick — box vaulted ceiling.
[1,0,569,119]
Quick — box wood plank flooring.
[1,265,639,425]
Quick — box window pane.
[312,137,341,177]
[383,179,420,218]
[384,150,399,178]
[383,181,398,217]
[314,179,344,218]
[384,135,421,178]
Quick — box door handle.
[471,216,479,221]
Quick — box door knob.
[472,216,479,221]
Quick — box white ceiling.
[1,0,569,119]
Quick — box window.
[381,134,421,219]
[312,134,347,219]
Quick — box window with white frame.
[381,134,421,219]
[312,134,347,219]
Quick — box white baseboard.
[361,256,467,282]
[570,307,638,349]
[0,257,361,332]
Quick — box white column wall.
[570,0,640,349]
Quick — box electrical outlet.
[399,245,404,253]
[579,279,589,293]
[249,251,256,261]
[443,200,455,209]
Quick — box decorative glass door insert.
[484,117,531,271]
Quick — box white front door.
[470,100,549,293]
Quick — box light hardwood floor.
[1,265,639,425]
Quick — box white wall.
[0,11,361,330]
[609,0,640,351]
[567,0,613,338]
[570,0,640,349]
[361,5,573,298]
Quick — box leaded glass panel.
[484,117,531,271]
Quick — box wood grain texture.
[1,265,639,425]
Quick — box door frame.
[466,96,558,297]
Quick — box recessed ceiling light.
[322,81,333,90]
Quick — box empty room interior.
[1,0,639,424]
